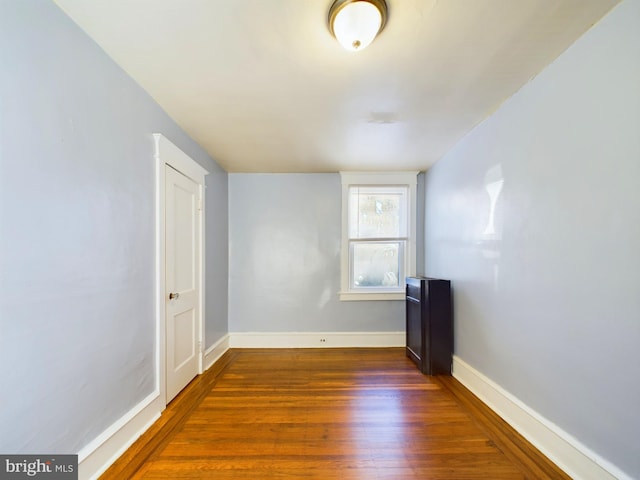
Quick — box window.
[340,172,418,301]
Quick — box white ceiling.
[53,0,619,173]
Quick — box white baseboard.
[77,391,164,480]
[452,356,631,480]
[203,333,230,370]
[229,331,405,348]
[77,333,232,480]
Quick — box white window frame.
[339,171,418,301]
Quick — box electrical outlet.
[320,338,327,343]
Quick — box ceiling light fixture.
[328,0,388,52]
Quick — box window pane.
[349,186,407,239]
[351,242,403,288]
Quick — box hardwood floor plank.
[100,348,568,479]
[434,375,570,480]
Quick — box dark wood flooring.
[100,348,569,479]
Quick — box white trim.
[154,138,167,406]
[203,334,231,370]
[154,134,208,404]
[229,331,405,348]
[197,180,206,375]
[340,171,420,185]
[452,356,632,480]
[77,391,163,480]
[339,171,418,301]
[338,292,405,301]
[154,134,208,183]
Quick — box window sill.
[338,292,405,302]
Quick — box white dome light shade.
[329,0,387,52]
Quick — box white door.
[165,164,200,402]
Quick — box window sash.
[348,185,408,240]
[340,171,418,301]
[349,239,406,291]
[347,184,408,293]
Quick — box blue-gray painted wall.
[423,1,639,476]
[0,0,228,454]
[228,173,405,333]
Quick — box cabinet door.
[406,297,422,364]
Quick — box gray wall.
[0,0,228,455]
[228,174,404,332]
[205,172,229,346]
[415,172,426,277]
[423,0,639,476]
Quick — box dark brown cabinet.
[406,276,453,375]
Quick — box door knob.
[169,292,180,300]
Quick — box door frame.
[154,133,208,405]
